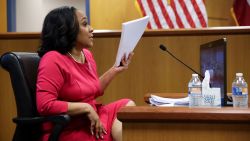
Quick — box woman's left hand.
[113,52,134,73]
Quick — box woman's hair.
[38,6,79,57]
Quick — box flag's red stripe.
[179,0,196,28]
[157,0,174,28]
[191,0,207,27]
[147,0,162,29]
[170,0,184,28]
[137,0,152,29]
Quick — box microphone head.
[159,44,167,51]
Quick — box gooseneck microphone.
[159,44,204,79]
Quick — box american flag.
[135,0,208,29]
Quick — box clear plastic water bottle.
[232,73,248,108]
[188,74,202,107]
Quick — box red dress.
[36,49,129,141]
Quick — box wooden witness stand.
[117,93,250,141]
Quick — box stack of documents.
[149,95,189,107]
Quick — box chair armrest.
[13,114,70,125]
[13,114,70,141]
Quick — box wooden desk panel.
[118,106,250,141]
[122,122,250,141]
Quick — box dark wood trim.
[143,27,250,36]
[93,27,250,37]
[1,26,250,39]
[117,106,250,122]
[0,32,41,39]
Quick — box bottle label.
[189,87,202,94]
[232,87,248,95]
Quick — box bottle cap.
[236,73,243,77]
[192,74,198,77]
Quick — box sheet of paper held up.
[114,16,149,66]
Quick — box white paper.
[115,16,149,66]
[149,95,189,107]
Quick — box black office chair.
[0,52,70,141]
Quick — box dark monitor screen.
[200,38,227,106]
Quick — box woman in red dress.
[36,6,135,141]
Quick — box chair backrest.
[0,52,41,140]
[1,52,40,117]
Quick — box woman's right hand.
[67,102,107,139]
[86,104,107,139]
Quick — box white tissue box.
[201,88,221,107]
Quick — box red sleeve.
[36,52,68,116]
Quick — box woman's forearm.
[99,67,118,92]
[99,53,134,92]
[67,102,91,116]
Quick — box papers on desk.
[115,16,149,66]
[149,95,189,107]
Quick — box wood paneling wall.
[90,0,140,29]
[90,0,235,29]
[92,29,250,105]
[0,0,237,32]
[0,0,7,32]
[1,27,250,140]
[206,0,235,26]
